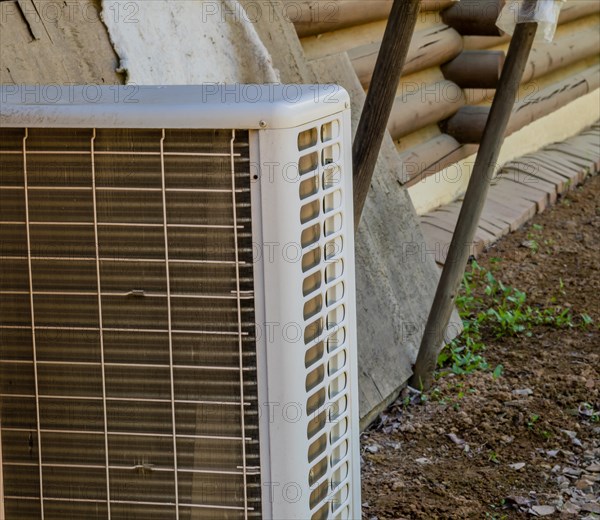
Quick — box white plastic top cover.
[0,84,349,130]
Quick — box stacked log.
[464,17,600,84]
[293,0,600,198]
[350,24,463,86]
[288,0,457,38]
[465,1,600,50]
[441,0,505,36]
[300,4,467,142]
[445,65,600,143]
[447,15,600,142]
[441,50,505,88]
[520,23,600,84]
[397,134,475,186]
[389,79,465,140]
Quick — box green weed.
[525,414,553,440]
[488,450,500,463]
[437,261,594,378]
[526,414,540,430]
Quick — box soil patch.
[361,175,600,519]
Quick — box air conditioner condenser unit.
[0,85,360,520]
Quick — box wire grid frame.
[0,126,261,520]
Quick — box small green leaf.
[492,364,504,379]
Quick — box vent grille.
[0,128,262,519]
[297,118,352,520]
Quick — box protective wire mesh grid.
[0,127,261,520]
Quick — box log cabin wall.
[291,0,600,214]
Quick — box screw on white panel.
[259,120,267,128]
[345,102,349,109]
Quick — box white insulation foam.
[101,0,280,84]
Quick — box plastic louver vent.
[297,118,352,520]
[0,127,262,519]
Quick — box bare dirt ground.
[361,175,600,519]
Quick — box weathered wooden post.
[410,0,540,390]
[352,0,421,228]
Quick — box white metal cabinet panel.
[0,84,359,520]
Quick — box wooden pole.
[409,13,539,390]
[352,0,421,228]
